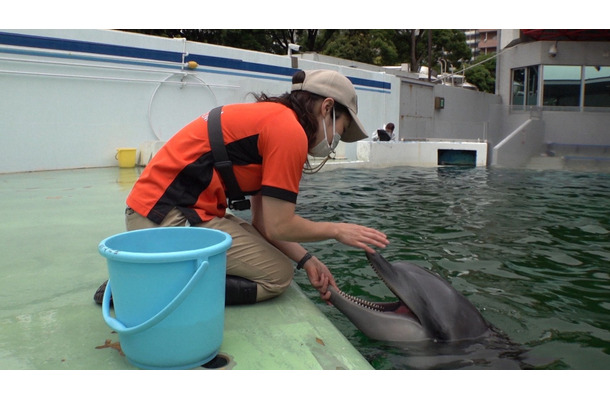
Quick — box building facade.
[492,29,610,168]
[463,29,499,59]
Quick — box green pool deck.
[0,167,372,370]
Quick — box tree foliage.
[322,30,399,65]
[464,53,497,93]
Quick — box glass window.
[511,68,525,105]
[526,66,538,105]
[584,66,610,107]
[511,66,538,106]
[542,65,581,107]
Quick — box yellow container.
[116,148,137,168]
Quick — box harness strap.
[207,106,251,210]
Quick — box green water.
[294,166,610,369]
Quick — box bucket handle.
[102,259,210,335]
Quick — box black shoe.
[94,280,112,306]
[95,276,257,306]
[225,275,257,305]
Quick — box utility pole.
[428,30,432,81]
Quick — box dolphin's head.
[329,252,490,343]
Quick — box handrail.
[493,119,532,150]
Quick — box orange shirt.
[126,102,308,224]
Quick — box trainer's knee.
[254,257,294,302]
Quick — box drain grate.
[201,353,234,370]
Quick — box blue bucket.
[98,227,232,369]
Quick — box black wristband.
[296,252,313,270]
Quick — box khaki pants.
[125,208,293,302]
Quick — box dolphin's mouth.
[353,254,420,321]
[332,287,419,321]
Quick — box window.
[542,65,581,107]
[511,66,539,106]
[511,68,525,105]
[512,64,610,110]
[584,66,610,107]
[527,66,539,105]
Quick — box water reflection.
[116,167,139,191]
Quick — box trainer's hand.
[303,256,337,303]
[334,223,389,253]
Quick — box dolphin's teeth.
[337,288,389,313]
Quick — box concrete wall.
[543,111,610,146]
[431,84,501,142]
[358,140,488,167]
[397,81,434,139]
[397,78,501,143]
[0,29,401,173]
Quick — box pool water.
[294,166,610,369]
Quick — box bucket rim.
[98,227,232,262]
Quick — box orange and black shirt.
[126,102,308,225]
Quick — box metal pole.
[428,30,432,82]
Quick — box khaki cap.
[291,69,368,142]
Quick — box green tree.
[294,29,339,53]
[464,53,497,93]
[322,30,398,65]
[379,29,471,73]
[432,29,471,68]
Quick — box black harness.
[207,106,251,211]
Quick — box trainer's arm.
[253,194,388,253]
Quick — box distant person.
[371,122,395,142]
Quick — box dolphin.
[328,252,492,343]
